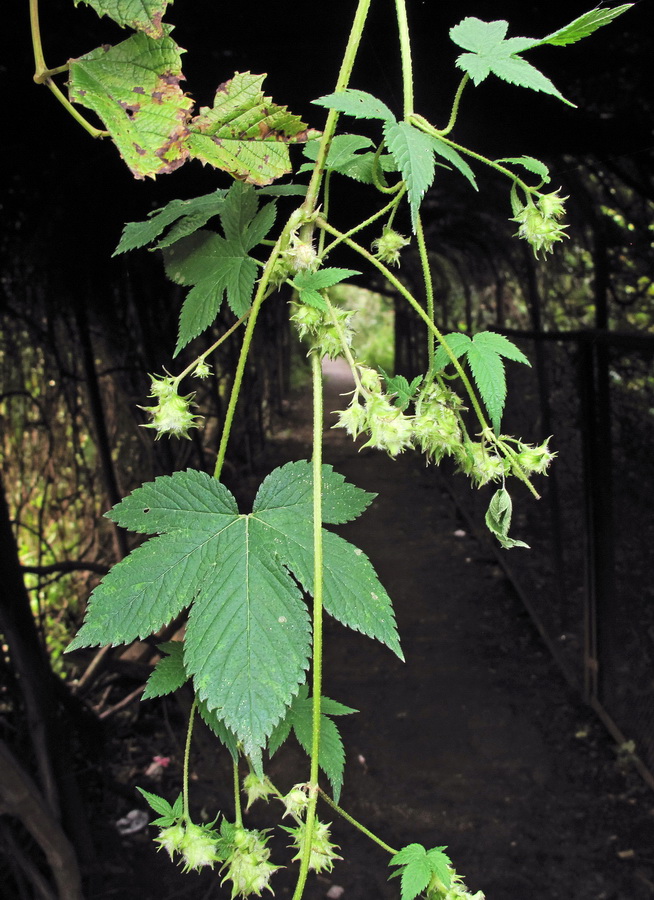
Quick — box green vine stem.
[233,758,243,828]
[394,0,414,117]
[290,351,325,900]
[212,240,284,481]
[321,189,406,259]
[440,73,470,136]
[302,0,372,222]
[317,788,398,856]
[415,214,435,372]
[174,311,250,384]
[29,0,109,138]
[182,698,197,821]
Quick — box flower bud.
[179,823,220,872]
[372,227,410,266]
[155,822,186,859]
[242,773,274,811]
[281,785,310,821]
[286,819,341,874]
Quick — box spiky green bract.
[485,487,530,550]
[267,685,356,802]
[389,843,452,900]
[67,462,400,759]
[162,181,276,354]
[143,641,188,699]
[292,268,361,311]
[433,332,530,433]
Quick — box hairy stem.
[415,214,435,371]
[317,788,398,855]
[213,242,283,481]
[394,0,414,117]
[175,312,250,383]
[440,73,470,136]
[233,759,243,828]
[290,352,325,900]
[321,189,406,259]
[182,699,197,821]
[302,0,373,220]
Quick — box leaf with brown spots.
[74,0,172,38]
[68,27,193,179]
[187,72,320,186]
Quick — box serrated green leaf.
[293,268,361,293]
[426,847,453,888]
[536,5,633,47]
[313,89,396,123]
[187,72,318,186]
[485,488,530,549]
[74,0,171,37]
[428,137,478,191]
[384,122,438,231]
[69,28,194,179]
[471,332,531,367]
[69,462,395,758]
[297,290,328,310]
[389,845,431,900]
[300,134,397,184]
[136,787,175,817]
[382,371,423,411]
[496,156,550,184]
[143,640,188,699]
[252,460,374,525]
[450,17,573,105]
[432,332,472,373]
[114,190,228,255]
[196,698,240,762]
[160,183,275,353]
[268,686,355,801]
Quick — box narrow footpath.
[252,359,654,900]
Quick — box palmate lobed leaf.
[74,0,172,38]
[389,843,452,900]
[67,462,400,758]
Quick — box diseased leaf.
[496,156,550,183]
[485,488,530,549]
[68,27,194,179]
[313,89,396,123]
[74,0,171,37]
[187,72,318,186]
[67,462,397,759]
[449,16,574,105]
[384,121,438,231]
[537,5,633,47]
[143,640,188,698]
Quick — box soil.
[90,360,654,900]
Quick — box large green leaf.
[74,0,172,37]
[187,72,319,186]
[114,189,228,254]
[449,17,573,105]
[161,182,277,353]
[67,462,399,758]
[68,27,194,178]
[383,121,439,231]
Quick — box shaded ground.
[92,360,654,900]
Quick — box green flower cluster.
[140,373,202,440]
[371,226,410,267]
[155,820,221,873]
[512,190,568,257]
[217,822,280,899]
[290,302,356,360]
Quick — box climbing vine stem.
[182,699,197,821]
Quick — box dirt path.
[253,359,654,900]
[98,360,654,900]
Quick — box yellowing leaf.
[187,72,319,186]
[68,27,193,179]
